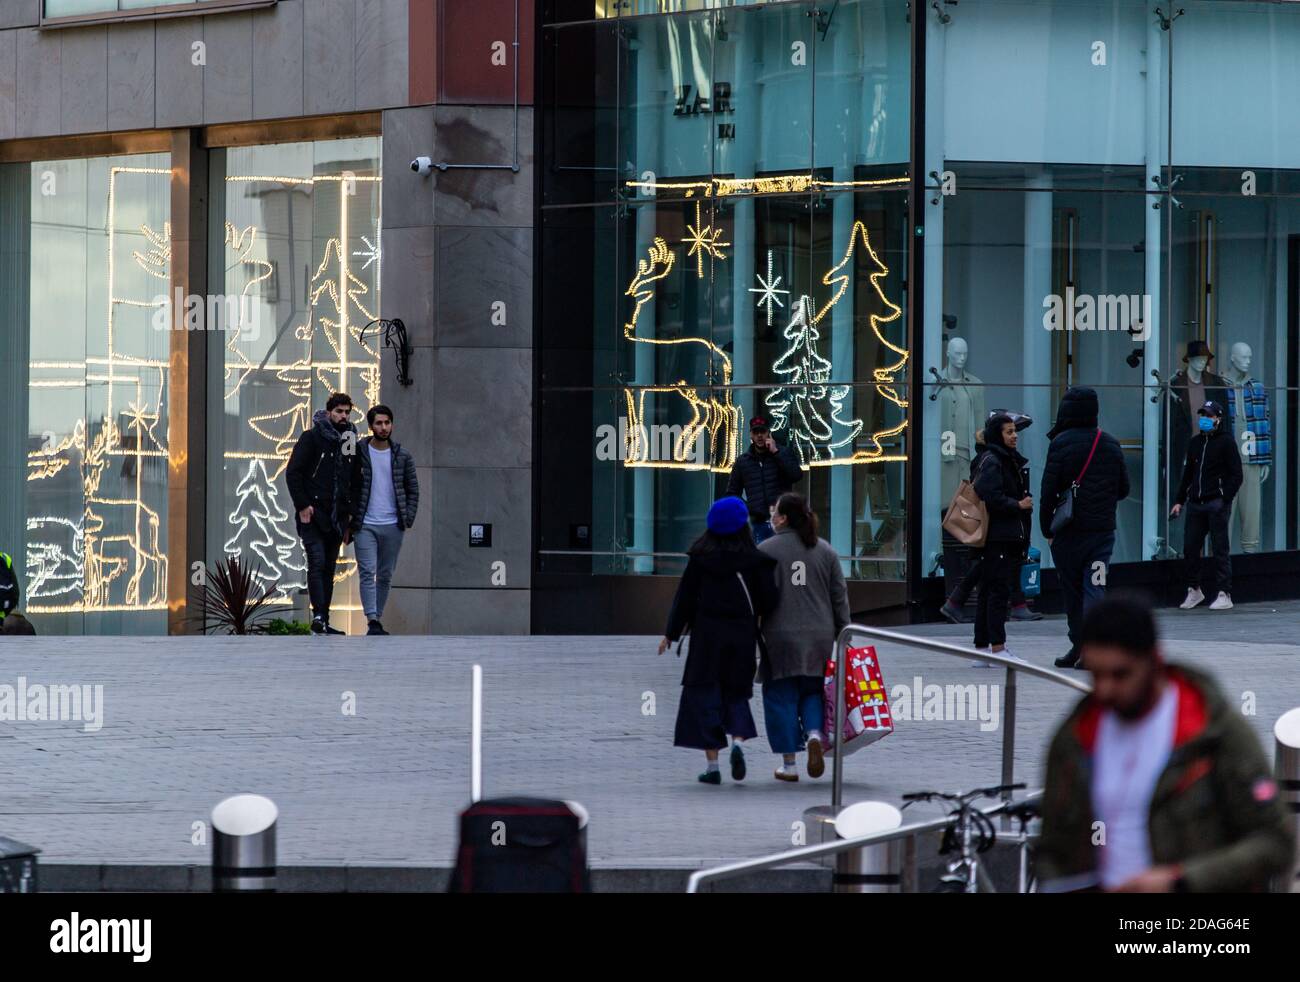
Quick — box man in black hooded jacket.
[1040,387,1129,669]
[285,392,358,635]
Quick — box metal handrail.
[829,623,1092,810]
[685,790,1042,893]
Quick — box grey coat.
[757,528,851,681]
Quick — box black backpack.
[0,554,17,616]
[449,797,590,893]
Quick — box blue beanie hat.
[707,496,750,535]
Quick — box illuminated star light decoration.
[748,250,789,327]
[682,200,730,278]
[766,220,908,467]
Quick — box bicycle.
[900,783,1034,893]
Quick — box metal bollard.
[211,794,278,893]
[1275,708,1300,893]
[831,801,903,893]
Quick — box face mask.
[1198,416,1216,433]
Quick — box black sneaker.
[698,770,721,785]
[366,620,389,636]
[1054,651,1080,669]
[729,743,746,782]
[324,622,345,636]
[310,616,326,635]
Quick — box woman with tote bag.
[658,497,778,785]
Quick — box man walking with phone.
[726,415,803,544]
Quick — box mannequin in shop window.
[1167,340,1231,506]
[938,337,987,507]
[1221,342,1270,554]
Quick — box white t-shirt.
[363,446,399,526]
[1090,682,1179,889]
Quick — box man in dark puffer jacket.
[725,416,804,543]
[1040,387,1129,669]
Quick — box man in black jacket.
[1040,388,1129,669]
[1171,400,1242,612]
[285,392,358,635]
[725,416,804,543]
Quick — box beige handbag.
[942,479,989,547]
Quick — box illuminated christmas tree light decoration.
[682,200,730,278]
[224,459,307,600]
[621,236,741,473]
[765,220,908,467]
[748,249,789,327]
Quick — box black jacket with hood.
[1175,409,1243,507]
[665,545,779,694]
[285,409,358,536]
[1039,387,1130,538]
[973,417,1031,544]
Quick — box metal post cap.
[211,794,278,835]
[1275,707,1300,749]
[834,801,903,839]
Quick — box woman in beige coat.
[757,493,851,781]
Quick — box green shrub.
[264,617,312,636]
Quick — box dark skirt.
[673,683,757,751]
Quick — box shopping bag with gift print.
[823,644,894,757]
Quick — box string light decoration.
[681,200,730,277]
[625,174,909,197]
[765,220,908,467]
[748,249,789,327]
[621,236,741,473]
[219,170,384,597]
[26,164,172,615]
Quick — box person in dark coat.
[941,410,1040,624]
[971,413,1033,665]
[725,415,804,543]
[1040,387,1130,669]
[758,493,849,782]
[1171,400,1243,612]
[285,392,358,635]
[658,496,779,785]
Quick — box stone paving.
[0,601,1296,871]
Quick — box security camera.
[411,156,434,176]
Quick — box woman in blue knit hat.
[658,496,779,784]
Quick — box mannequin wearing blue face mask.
[1170,402,1243,611]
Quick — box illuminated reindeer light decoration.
[621,236,741,472]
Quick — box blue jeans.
[751,520,775,544]
[354,523,404,620]
[1050,530,1116,660]
[762,675,825,754]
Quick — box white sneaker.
[1179,588,1205,610]
[1209,591,1233,611]
[972,647,992,668]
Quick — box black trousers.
[953,551,1027,607]
[299,519,343,619]
[1184,497,1232,595]
[973,542,1018,649]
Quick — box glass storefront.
[207,137,383,633]
[540,0,912,580]
[0,154,173,633]
[541,0,1300,604]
